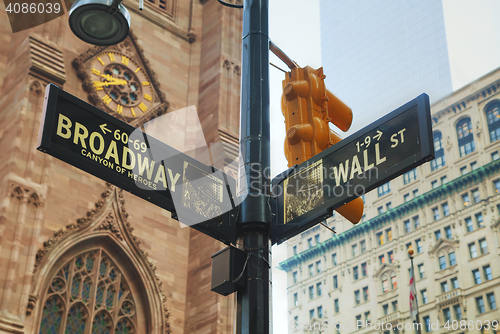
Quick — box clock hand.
[100,74,128,85]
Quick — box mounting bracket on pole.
[269,40,298,70]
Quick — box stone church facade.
[0,0,242,333]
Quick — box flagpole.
[408,247,422,334]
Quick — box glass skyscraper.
[320,0,453,132]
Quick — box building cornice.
[278,159,500,272]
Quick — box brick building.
[0,0,242,333]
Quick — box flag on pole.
[409,266,418,322]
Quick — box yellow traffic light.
[281,66,363,224]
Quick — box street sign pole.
[236,0,271,333]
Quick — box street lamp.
[69,0,131,46]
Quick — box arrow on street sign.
[37,84,239,244]
[271,94,434,245]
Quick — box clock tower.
[0,1,242,333]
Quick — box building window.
[413,216,420,229]
[484,265,493,281]
[466,217,473,232]
[443,308,451,323]
[431,131,446,170]
[293,293,298,306]
[449,252,456,266]
[441,176,448,184]
[442,203,450,217]
[486,102,500,142]
[378,182,391,197]
[360,240,366,254]
[403,168,417,184]
[363,286,369,301]
[421,290,428,304]
[293,271,298,284]
[469,243,478,258]
[391,273,397,289]
[413,189,419,198]
[316,261,322,274]
[457,117,475,157]
[309,286,314,299]
[354,290,360,305]
[355,314,361,322]
[382,279,389,293]
[364,311,370,324]
[472,188,481,204]
[444,226,452,239]
[383,304,389,315]
[435,230,442,241]
[334,299,339,313]
[317,306,323,319]
[352,244,359,257]
[316,282,322,297]
[353,266,359,280]
[431,180,438,189]
[309,264,314,277]
[293,245,297,255]
[439,256,446,270]
[441,281,449,293]
[471,161,478,170]
[451,277,459,289]
[494,179,500,193]
[388,251,394,264]
[462,193,471,207]
[333,275,338,289]
[424,316,431,332]
[386,202,392,210]
[476,213,484,228]
[460,166,468,175]
[479,238,488,255]
[293,316,298,327]
[492,151,500,161]
[362,263,367,277]
[314,234,320,244]
[309,309,315,320]
[432,207,440,221]
[404,193,410,202]
[308,238,313,248]
[404,220,411,234]
[477,296,486,314]
[473,269,482,285]
[332,253,337,266]
[416,239,423,253]
[454,305,462,320]
[418,264,425,279]
[379,254,385,265]
[377,232,384,246]
[392,300,398,312]
[38,250,140,334]
[386,228,393,242]
[487,293,497,310]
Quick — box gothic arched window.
[456,118,475,157]
[486,102,500,143]
[430,131,445,171]
[39,250,138,334]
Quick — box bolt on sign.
[37,84,238,244]
[271,94,434,245]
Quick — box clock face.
[90,51,154,119]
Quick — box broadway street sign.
[271,94,434,244]
[37,84,238,244]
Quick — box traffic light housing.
[281,66,363,224]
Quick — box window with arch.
[456,118,475,157]
[486,102,500,143]
[430,131,445,171]
[38,249,138,334]
[436,247,456,271]
[380,271,397,294]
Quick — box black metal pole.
[236,0,271,333]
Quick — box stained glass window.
[38,250,138,334]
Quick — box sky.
[268,1,500,333]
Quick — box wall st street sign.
[37,84,238,244]
[271,94,434,245]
